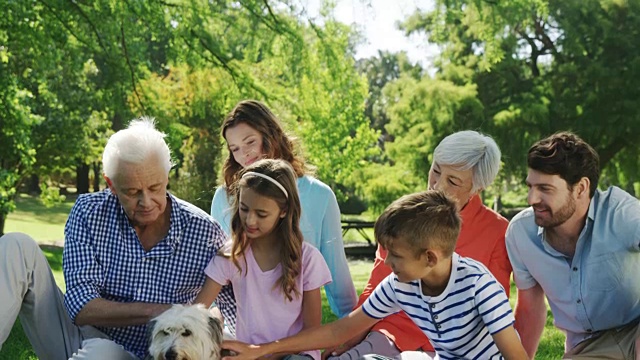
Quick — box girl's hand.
[222,340,265,360]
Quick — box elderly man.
[0,117,225,359]
[507,131,640,359]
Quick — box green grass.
[4,193,74,244]
[0,246,63,360]
[1,194,565,359]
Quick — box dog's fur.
[146,304,224,360]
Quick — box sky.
[299,0,438,67]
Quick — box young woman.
[210,100,357,334]
[196,159,331,360]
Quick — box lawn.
[1,194,565,359]
[3,193,74,244]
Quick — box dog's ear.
[146,319,157,345]
[208,316,223,343]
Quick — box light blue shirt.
[506,187,640,350]
[211,175,357,320]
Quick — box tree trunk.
[76,163,90,194]
[92,162,101,192]
[0,213,6,237]
[27,174,41,195]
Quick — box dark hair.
[221,100,309,190]
[229,158,303,301]
[528,132,599,197]
[375,190,461,257]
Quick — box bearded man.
[506,131,640,360]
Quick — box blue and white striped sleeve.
[361,274,400,319]
[62,197,103,322]
[474,273,515,335]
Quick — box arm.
[211,186,232,236]
[492,325,529,360]
[319,188,357,318]
[63,198,150,327]
[75,299,170,327]
[513,284,547,359]
[356,246,391,307]
[223,308,379,360]
[194,277,224,307]
[322,246,391,358]
[488,231,513,298]
[302,288,322,330]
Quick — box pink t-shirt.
[205,241,332,360]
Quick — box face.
[526,169,577,228]
[238,187,285,240]
[225,122,265,168]
[106,156,169,227]
[383,239,428,283]
[428,162,476,211]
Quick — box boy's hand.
[322,344,346,360]
[222,340,264,360]
[321,328,369,360]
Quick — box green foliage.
[384,75,484,177]
[38,183,66,208]
[388,0,640,192]
[0,55,40,231]
[352,163,423,214]
[289,20,380,195]
[356,51,423,132]
[136,65,240,211]
[0,0,378,220]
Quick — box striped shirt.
[362,253,514,360]
[63,190,226,359]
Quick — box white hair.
[102,116,174,178]
[433,130,501,191]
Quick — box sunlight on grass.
[4,194,75,243]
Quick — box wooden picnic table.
[341,219,376,245]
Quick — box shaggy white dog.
[147,304,224,360]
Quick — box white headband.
[241,171,288,198]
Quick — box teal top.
[211,175,357,318]
[506,186,640,350]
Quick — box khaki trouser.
[564,320,640,360]
[0,232,137,360]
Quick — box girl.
[196,159,332,360]
[210,100,357,334]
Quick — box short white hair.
[433,130,501,191]
[102,116,174,178]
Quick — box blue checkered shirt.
[63,189,225,359]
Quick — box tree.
[356,50,423,134]
[395,0,640,192]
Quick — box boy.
[223,190,527,360]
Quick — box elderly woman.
[327,130,512,360]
